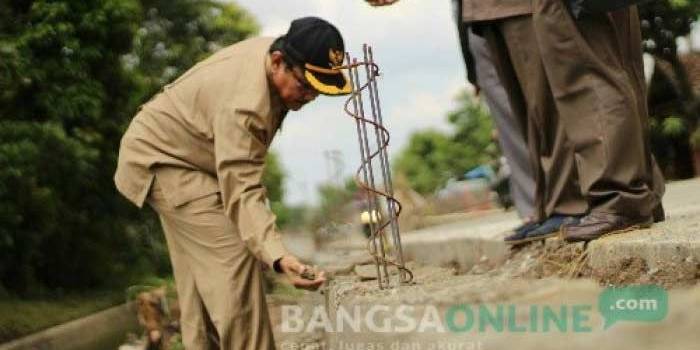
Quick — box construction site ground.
[272,178,700,350]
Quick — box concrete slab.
[658,178,700,217]
[399,179,700,282]
[354,264,380,281]
[277,180,700,349]
[587,214,700,283]
[317,265,700,350]
[276,181,700,349]
[400,210,518,269]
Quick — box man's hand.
[365,0,401,7]
[278,255,326,291]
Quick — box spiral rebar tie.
[340,44,413,289]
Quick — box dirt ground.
[271,233,700,349]
[496,239,700,288]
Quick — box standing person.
[364,0,547,240]
[115,17,350,349]
[366,0,665,243]
[459,1,593,243]
[452,0,537,224]
[458,0,591,244]
[462,0,665,243]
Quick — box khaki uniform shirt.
[461,0,532,22]
[114,37,288,267]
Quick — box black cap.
[278,17,351,95]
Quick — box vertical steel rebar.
[351,58,391,287]
[341,45,412,288]
[367,46,407,283]
[362,45,406,284]
[346,54,383,289]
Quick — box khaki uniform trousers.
[147,176,275,350]
[481,0,664,221]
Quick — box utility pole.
[323,149,344,186]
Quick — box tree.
[262,150,296,229]
[305,177,358,238]
[0,0,143,294]
[394,91,497,194]
[639,0,700,177]
[0,0,260,295]
[641,0,700,118]
[124,0,258,111]
[394,130,455,194]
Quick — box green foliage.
[394,91,497,194]
[394,130,455,194]
[662,116,687,137]
[317,178,358,219]
[0,0,259,295]
[0,0,139,125]
[307,178,358,232]
[639,1,700,58]
[124,0,258,109]
[168,334,186,350]
[691,128,700,150]
[263,151,285,203]
[273,204,311,231]
[639,1,700,178]
[0,0,144,295]
[0,289,123,342]
[263,151,299,229]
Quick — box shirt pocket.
[243,111,271,147]
[154,167,221,208]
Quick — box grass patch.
[0,274,306,345]
[0,290,124,343]
[0,276,174,343]
[263,271,305,306]
[270,279,305,299]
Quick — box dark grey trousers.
[467,28,537,219]
[482,1,664,220]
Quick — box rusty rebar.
[340,45,413,288]
[346,53,383,289]
[364,45,408,283]
[351,57,390,286]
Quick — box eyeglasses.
[287,66,317,95]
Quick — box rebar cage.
[341,44,413,289]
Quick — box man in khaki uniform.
[115,17,351,349]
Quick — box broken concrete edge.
[0,302,139,350]
[403,235,510,272]
[417,209,507,228]
[585,229,700,287]
[588,238,700,270]
[318,272,700,349]
[400,224,699,288]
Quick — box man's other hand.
[365,0,401,7]
[279,255,326,291]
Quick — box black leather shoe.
[504,221,539,245]
[562,212,652,243]
[525,215,581,242]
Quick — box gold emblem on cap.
[329,49,344,67]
